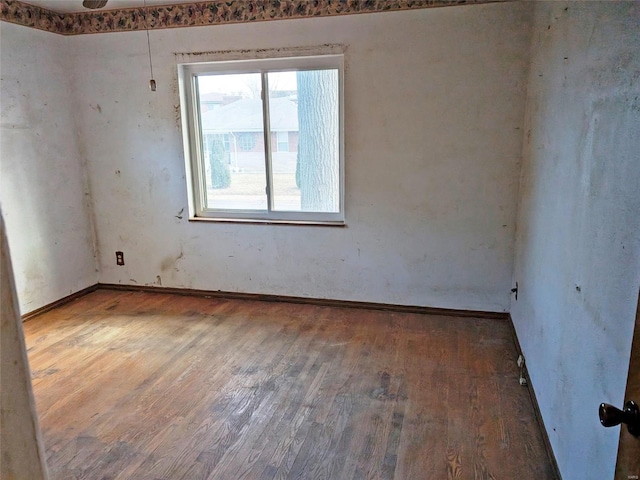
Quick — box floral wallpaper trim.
[0,1,66,33]
[1,0,511,35]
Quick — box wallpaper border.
[1,0,510,35]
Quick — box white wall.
[0,22,98,314]
[511,2,640,479]
[70,3,532,311]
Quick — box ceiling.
[23,0,195,13]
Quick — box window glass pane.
[268,69,340,213]
[277,131,289,152]
[266,71,299,211]
[198,73,267,211]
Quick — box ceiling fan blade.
[82,0,108,9]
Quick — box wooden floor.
[24,289,556,480]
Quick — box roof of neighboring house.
[200,92,225,102]
[201,97,298,133]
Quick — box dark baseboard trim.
[21,284,100,322]
[507,314,562,480]
[98,283,509,320]
[21,281,509,322]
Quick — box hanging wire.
[143,0,156,91]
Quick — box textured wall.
[0,22,98,314]
[69,3,532,311]
[511,2,640,478]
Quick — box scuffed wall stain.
[147,168,171,197]
[0,0,513,36]
[159,256,173,271]
[160,248,184,273]
[177,43,344,59]
[173,104,181,130]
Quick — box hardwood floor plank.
[23,290,557,480]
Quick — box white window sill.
[188,216,346,227]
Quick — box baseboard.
[507,314,562,480]
[21,280,509,323]
[98,283,509,320]
[22,283,513,325]
[21,284,100,322]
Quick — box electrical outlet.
[116,251,124,266]
[517,355,527,386]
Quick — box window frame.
[178,54,345,225]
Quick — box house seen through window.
[179,55,344,224]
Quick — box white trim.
[178,53,345,225]
[261,72,274,213]
[188,217,346,226]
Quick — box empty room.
[1,1,639,479]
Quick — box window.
[178,55,344,224]
[238,133,255,152]
[276,131,289,152]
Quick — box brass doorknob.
[599,400,640,437]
